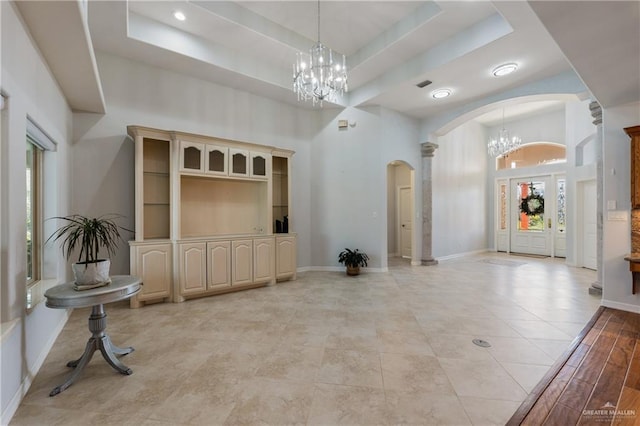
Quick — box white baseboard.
[436,248,489,262]
[296,266,388,273]
[1,309,71,425]
[600,299,640,314]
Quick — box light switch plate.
[607,210,627,221]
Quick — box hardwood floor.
[508,307,640,425]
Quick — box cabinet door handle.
[548,218,552,229]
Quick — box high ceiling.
[15,1,640,122]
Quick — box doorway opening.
[386,161,414,262]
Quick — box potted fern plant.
[47,214,130,289]
[338,248,369,276]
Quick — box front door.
[510,178,552,256]
[399,186,412,258]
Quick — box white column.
[589,101,603,295]
[421,142,438,266]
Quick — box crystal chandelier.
[293,0,348,106]
[487,109,521,157]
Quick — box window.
[517,181,545,232]
[497,142,566,170]
[499,183,507,230]
[557,178,566,233]
[25,117,57,310]
[26,140,42,285]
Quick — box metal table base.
[50,304,134,396]
[45,276,141,396]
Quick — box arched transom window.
[497,142,565,170]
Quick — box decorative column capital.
[421,142,439,158]
[589,101,602,125]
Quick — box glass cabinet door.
[206,145,228,175]
[180,141,205,172]
[229,149,249,176]
[250,153,270,178]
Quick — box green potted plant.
[338,248,369,276]
[47,214,130,289]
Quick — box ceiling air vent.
[416,79,432,88]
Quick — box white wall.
[564,99,597,266]
[1,2,73,422]
[73,52,315,272]
[75,54,423,276]
[431,120,489,258]
[310,106,420,270]
[601,101,640,312]
[486,108,566,146]
[381,109,421,264]
[427,103,593,260]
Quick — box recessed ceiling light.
[492,63,518,77]
[173,11,186,21]
[431,89,451,99]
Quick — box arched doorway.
[494,142,568,257]
[386,161,415,261]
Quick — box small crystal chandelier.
[293,0,348,106]
[487,109,521,157]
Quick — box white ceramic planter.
[72,259,111,285]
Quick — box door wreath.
[520,192,544,216]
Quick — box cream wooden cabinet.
[179,242,207,296]
[254,237,275,282]
[272,155,290,233]
[129,242,172,308]
[229,149,249,177]
[205,145,228,176]
[232,239,253,285]
[135,133,171,240]
[178,237,274,298]
[128,126,295,306]
[207,241,231,290]
[251,152,270,179]
[180,141,205,173]
[276,236,297,280]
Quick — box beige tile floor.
[10,252,600,425]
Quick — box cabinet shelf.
[179,171,267,183]
[144,171,169,177]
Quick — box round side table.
[44,275,141,396]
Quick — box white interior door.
[399,186,412,258]
[510,178,553,256]
[581,180,597,270]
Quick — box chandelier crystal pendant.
[293,0,348,106]
[487,109,521,157]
